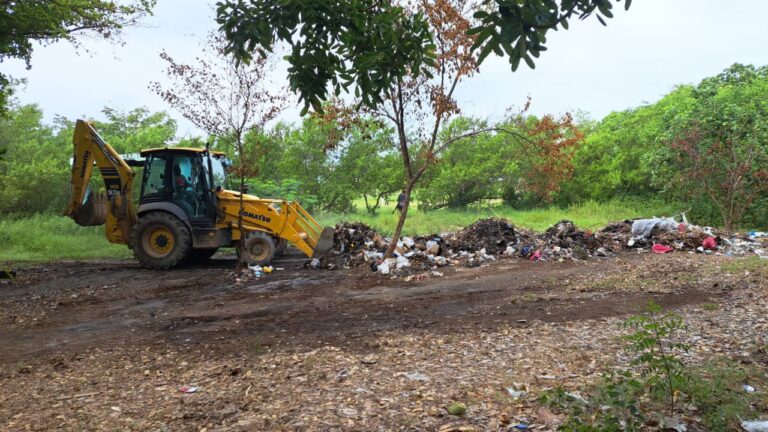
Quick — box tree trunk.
[237,174,246,269]
[384,184,412,258]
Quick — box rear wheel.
[241,232,275,266]
[131,212,192,269]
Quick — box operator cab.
[138,147,229,226]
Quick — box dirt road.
[1,253,764,430]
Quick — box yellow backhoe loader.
[65,120,334,269]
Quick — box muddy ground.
[1,252,767,431]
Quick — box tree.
[668,64,768,231]
[0,103,66,213]
[0,0,156,116]
[0,103,174,214]
[469,0,631,70]
[332,121,402,214]
[505,107,584,203]
[90,107,177,153]
[216,0,629,113]
[151,34,288,266]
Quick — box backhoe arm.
[65,120,136,245]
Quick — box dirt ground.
[1,252,767,431]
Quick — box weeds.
[541,302,768,431]
[622,301,689,415]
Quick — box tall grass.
[0,214,131,262]
[1,199,679,262]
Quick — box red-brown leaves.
[519,112,584,202]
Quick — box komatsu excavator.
[65,120,334,269]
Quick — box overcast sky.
[4,0,768,138]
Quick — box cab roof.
[140,147,227,157]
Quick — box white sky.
[4,0,768,138]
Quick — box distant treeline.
[1,64,766,229]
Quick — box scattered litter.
[703,236,717,250]
[741,419,768,432]
[262,266,273,273]
[249,265,263,277]
[446,402,467,416]
[632,217,679,240]
[512,423,529,430]
[565,392,589,404]
[179,386,198,394]
[400,371,430,382]
[313,215,768,278]
[744,384,756,393]
[337,407,359,418]
[507,387,528,399]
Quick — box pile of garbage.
[595,216,768,257]
[319,215,768,277]
[442,218,520,255]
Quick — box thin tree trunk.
[384,183,412,258]
[237,173,246,269]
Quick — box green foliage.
[0,103,70,213]
[558,63,768,229]
[215,0,435,114]
[317,198,678,236]
[216,0,632,113]
[419,117,506,209]
[623,301,689,414]
[667,64,768,230]
[247,178,319,211]
[541,372,645,431]
[0,0,155,115]
[91,107,177,153]
[331,124,402,214]
[558,86,696,203]
[540,304,768,431]
[470,0,631,71]
[0,103,178,214]
[678,358,768,431]
[0,214,131,262]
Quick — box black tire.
[186,247,219,263]
[242,232,275,266]
[275,238,288,257]
[131,212,192,269]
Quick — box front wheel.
[131,212,192,269]
[240,232,275,266]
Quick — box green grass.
[316,199,680,236]
[1,199,677,262]
[720,255,768,273]
[0,214,131,263]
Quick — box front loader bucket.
[311,227,336,258]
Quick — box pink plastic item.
[702,236,717,250]
[652,244,674,254]
[530,250,542,261]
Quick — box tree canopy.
[0,0,156,116]
[215,0,629,114]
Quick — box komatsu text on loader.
[65,120,334,269]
